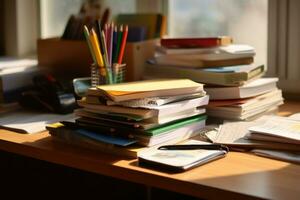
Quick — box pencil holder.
[90,63,126,86]
[90,63,100,87]
[112,63,126,83]
[90,63,108,87]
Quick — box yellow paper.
[96,79,202,96]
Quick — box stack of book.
[48,79,209,157]
[145,36,283,120]
[205,78,283,120]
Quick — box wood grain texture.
[0,101,300,199]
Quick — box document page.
[0,109,75,134]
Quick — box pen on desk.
[158,144,229,152]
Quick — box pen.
[158,144,229,152]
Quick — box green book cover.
[144,114,207,136]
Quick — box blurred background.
[1,0,300,93]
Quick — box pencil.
[114,25,123,63]
[108,22,114,66]
[104,23,108,44]
[112,26,118,64]
[101,30,113,84]
[100,31,109,67]
[90,29,104,68]
[83,25,97,64]
[96,20,105,56]
[118,25,128,64]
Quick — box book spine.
[144,64,230,86]
[161,37,232,48]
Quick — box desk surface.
[1,101,300,200]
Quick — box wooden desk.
[0,101,300,200]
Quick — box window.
[40,0,136,39]
[168,0,268,66]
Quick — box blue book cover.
[76,129,137,146]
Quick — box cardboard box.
[122,39,158,81]
[37,38,158,81]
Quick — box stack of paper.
[48,79,209,157]
[206,78,284,120]
[144,38,264,86]
[248,116,300,145]
[143,36,283,121]
[207,114,300,151]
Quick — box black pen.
[158,144,229,152]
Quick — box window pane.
[40,0,136,38]
[168,0,268,65]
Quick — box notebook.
[160,36,232,48]
[87,79,204,102]
[75,114,206,147]
[144,63,265,86]
[88,92,206,108]
[156,44,252,55]
[138,140,228,172]
[205,78,279,100]
[153,56,253,68]
[75,107,206,129]
[135,119,206,146]
[76,114,207,137]
[154,44,255,67]
[78,95,208,120]
[207,90,283,120]
[47,122,147,158]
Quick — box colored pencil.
[114,25,123,63]
[95,20,105,56]
[108,22,114,66]
[90,29,104,68]
[102,31,113,84]
[118,25,128,64]
[100,31,109,67]
[112,26,118,65]
[104,23,108,49]
[83,25,97,64]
